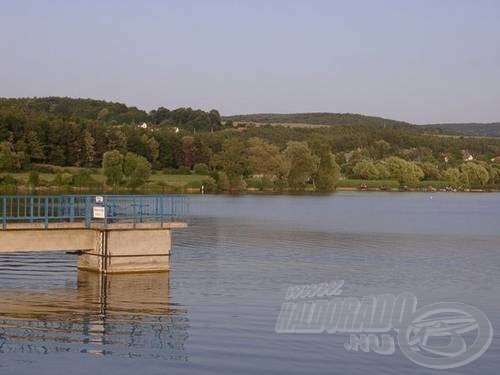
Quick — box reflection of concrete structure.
[0,271,188,358]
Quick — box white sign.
[95,196,104,204]
[93,206,106,219]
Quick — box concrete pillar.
[77,229,172,274]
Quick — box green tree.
[211,139,249,191]
[106,129,127,153]
[443,168,461,187]
[80,130,96,166]
[370,140,392,159]
[375,162,390,179]
[192,137,213,165]
[123,152,152,188]
[460,162,489,188]
[211,139,248,180]
[0,141,24,171]
[26,131,45,162]
[217,171,230,191]
[343,148,370,177]
[283,141,318,190]
[182,136,195,168]
[484,163,500,184]
[63,122,82,166]
[314,146,340,192]
[156,131,183,168]
[419,162,441,180]
[145,136,160,164]
[208,109,222,131]
[385,156,424,186]
[102,150,124,188]
[246,137,287,178]
[352,160,380,180]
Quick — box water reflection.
[0,270,188,360]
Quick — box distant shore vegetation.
[0,97,499,194]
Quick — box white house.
[462,150,474,161]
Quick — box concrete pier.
[0,195,188,273]
[0,221,187,273]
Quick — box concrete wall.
[0,229,96,253]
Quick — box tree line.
[1,97,500,192]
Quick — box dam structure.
[0,195,188,273]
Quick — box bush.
[30,163,65,174]
[209,171,219,182]
[71,169,100,188]
[0,174,18,185]
[0,174,17,193]
[152,180,177,193]
[163,167,178,174]
[229,175,247,192]
[193,163,210,175]
[217,172,230,191]
[186,180,202,189]
[245,176,262,189]
[201,177,217,193]
[28,171,40,187]
[53,172,70,187]
[176,166,192,175]
[246,176,274,191]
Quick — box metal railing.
[0,195,189,229]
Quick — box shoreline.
[1,187,497,196]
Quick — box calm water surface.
[0,192,499,374]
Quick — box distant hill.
[0,97,148,124]
[421,123,500,137]
[225,113,500,137]
[3,98,499,137]
[223,113,412,129]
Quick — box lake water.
[0,192,499,374]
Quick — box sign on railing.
[93,206,106,219]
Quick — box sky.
[1,0,499,124]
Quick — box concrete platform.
[0,221,187,273]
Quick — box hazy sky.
[1,0,499,124]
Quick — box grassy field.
[3,172,105,184]
[2,171,207,189]
[149,173,207,187]
[337,178,400,189]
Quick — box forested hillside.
[1,97,500,192]
[223,112,412,128]
[421,123,500,137]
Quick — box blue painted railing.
[0,195,188,229]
